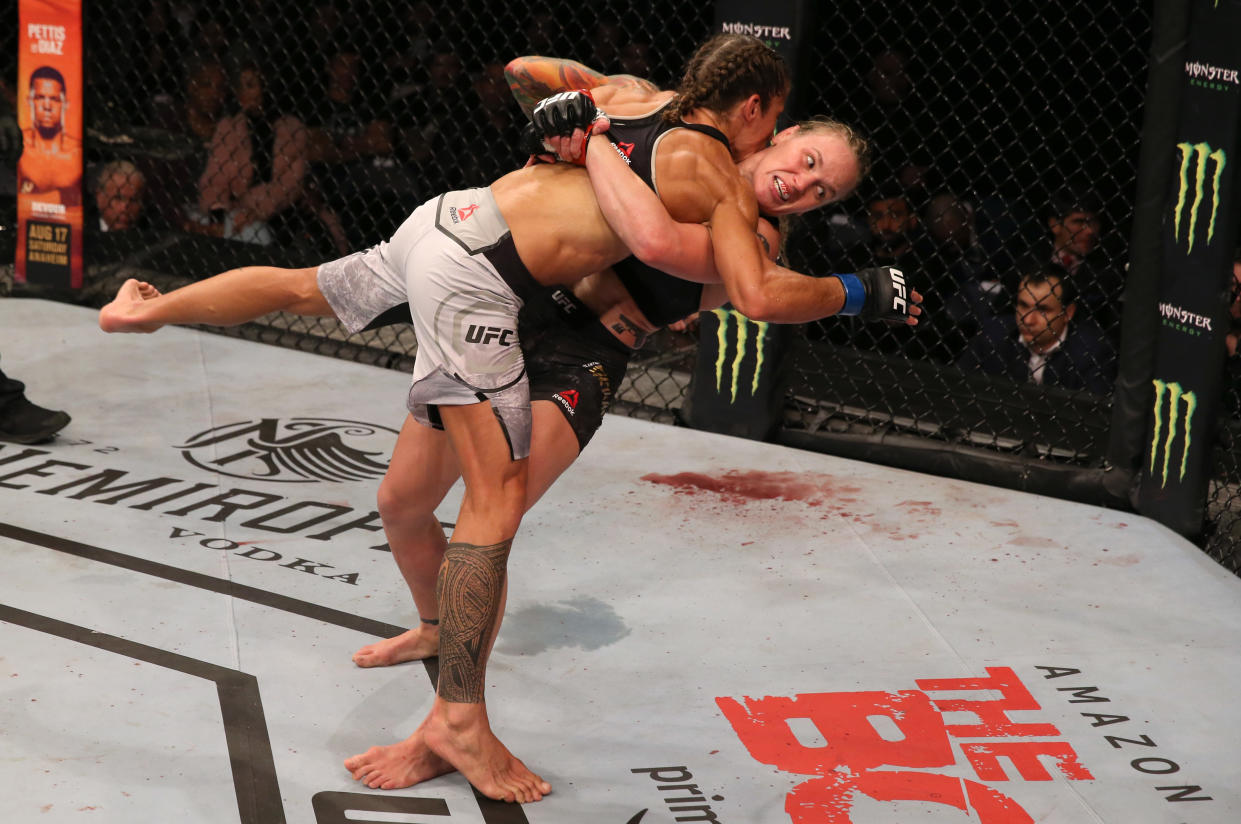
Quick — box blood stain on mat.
[895,500,942,517]
[641,470,861,506]
[1006,535,1061,548]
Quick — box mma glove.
[525,89,601,164]
[835,266,915,324]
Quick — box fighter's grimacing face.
[747,129,861,216]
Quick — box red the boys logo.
[717,667,1093,823]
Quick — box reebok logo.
[611,141,634,165]
[464,325,514,346]
[449,203,479,223]
[553,390,580,415]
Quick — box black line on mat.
[0,521,406,637]
[0,523,531,822]
[0,603,285,824]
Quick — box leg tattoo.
[435,540,512,703]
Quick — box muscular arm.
[707,192,848,322]
[578,131,720,283]
[505,55,658,118]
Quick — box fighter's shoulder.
[659,130,745,194]
[655,136,752,224]
[595,86,673,114]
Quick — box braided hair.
[664,34,790,124]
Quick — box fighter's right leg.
[352,414,463,668]
[351,399,577,669]
[98,266,330,333]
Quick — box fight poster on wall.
[15,0,83,288]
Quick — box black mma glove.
[520,123,553,158]
[835,266,915,324]
[528,89,600,163]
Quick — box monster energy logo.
[1172,142,1227,252]
[1149,379,1198,488]
[712,308,768,402]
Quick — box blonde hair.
[796,116,872,181]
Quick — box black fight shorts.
[520,288,633,452]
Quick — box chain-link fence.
[3,1,1239,569]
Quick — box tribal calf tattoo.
[435,539,513,703]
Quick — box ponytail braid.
[665,33,790,123]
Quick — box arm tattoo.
[610,313,650,348]
[506,56,608,118]
[435,540,512,703]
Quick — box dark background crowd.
[3,2,1236,413]
[0,0,1157,404]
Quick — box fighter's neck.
[681,108,734,142]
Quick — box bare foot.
[99,278,165,333]
[344,727,454,790]
[135,281,162,300]
[424,707,552,803]
[352,626,439,668]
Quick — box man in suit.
[957,264,1116,395]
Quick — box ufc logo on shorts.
[464,325,515,346]
[889,267,907,313]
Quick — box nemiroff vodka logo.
[176,418,397,483]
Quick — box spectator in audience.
[926,191,1005,338]
[190,58,308,247]
[958,264,1116,395]
[90,160,147,232]
[0,356,70,444]
[300,47,394,250]
[852,48,940,189]
[852,183,961,361]
[304,48,394,166]
[155,56,229,145]
[393,40,480,187]
[134,0,193,108]
[1015,187,1123,332]
[865,183,927,266]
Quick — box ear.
[771,124,801,144]
[741,93,764,122]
